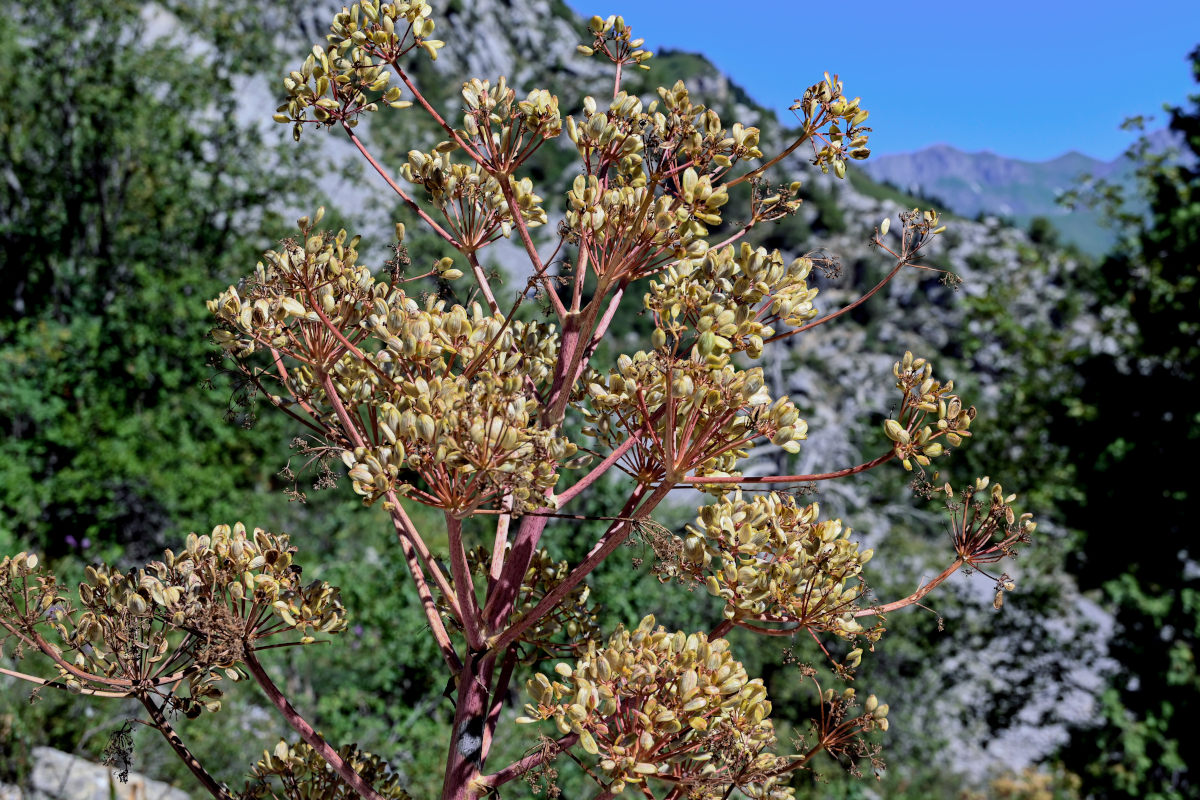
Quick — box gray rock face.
[1,748,191,800]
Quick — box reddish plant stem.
[482,282,616,631]
[319,371,368,451]
[482,733,579,788]
[482,504,551,636]
[386,495,459,617]
[442,649,495,800]
[498,179,566,320]
[244,651,388,800]
[734,619,800,636]
[725,121,818,189]
[543,314,583,422]
[708,619,735,639]
[546,280,617,425]
[763,257,907,345]
[486,495,514,597]
[342,125,461,249]
[385,496,462,673]
[555,432,642,508]
[571,233,591,312]
[446,514,486,650]
[328,377,460,669]
[489,480,672,654]
[465,250,500,313]
[855,559,963,617]
[680,452,893,486]
[481,645,518,761]
[0,666,128,697]
[391,66,486,165]
[141,695,235,800]
[763,739,827,778]
[579,284,625,360]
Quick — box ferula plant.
[0,6,1037,800]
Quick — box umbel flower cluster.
[0,5,1036,800]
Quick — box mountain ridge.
[861,130,1190,255]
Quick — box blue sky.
[563,1,1200,162]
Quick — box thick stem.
[465,250,500,314]
[486,495,514,597]
[141,696,234,800]
[481,646,518,761]
[543,312,583,424]
[244,651,388,800]
[489,480,672,654]
[387,504,463,674]
[441,650,495,800]
[387,495,459,614]
[708,619,734,639]
[482,511,550,633]
[546,285,612,425]
[446,514,486,650]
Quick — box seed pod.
[883,419,910,445]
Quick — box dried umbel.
[576,14,653,72]
[401,145,548,246]
[241,740,410,800]
[646,243,820,360]
[935,476,1036,570]
[276,1,444,137]
[681,492,876,641]
[0,524,344,715]
[883,351,976,471]
[457,77,563,172]
[208,217,575,515]
[582,349,806,483]
[518,616,790,798]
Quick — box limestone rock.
[26,748,189,800]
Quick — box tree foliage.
[2,6,1039,799]
[1056,46,1200,800]
[0,0,313,559]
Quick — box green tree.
[0,0,319,558]
[1056,46,1200,800]
[2,7,1039,800]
